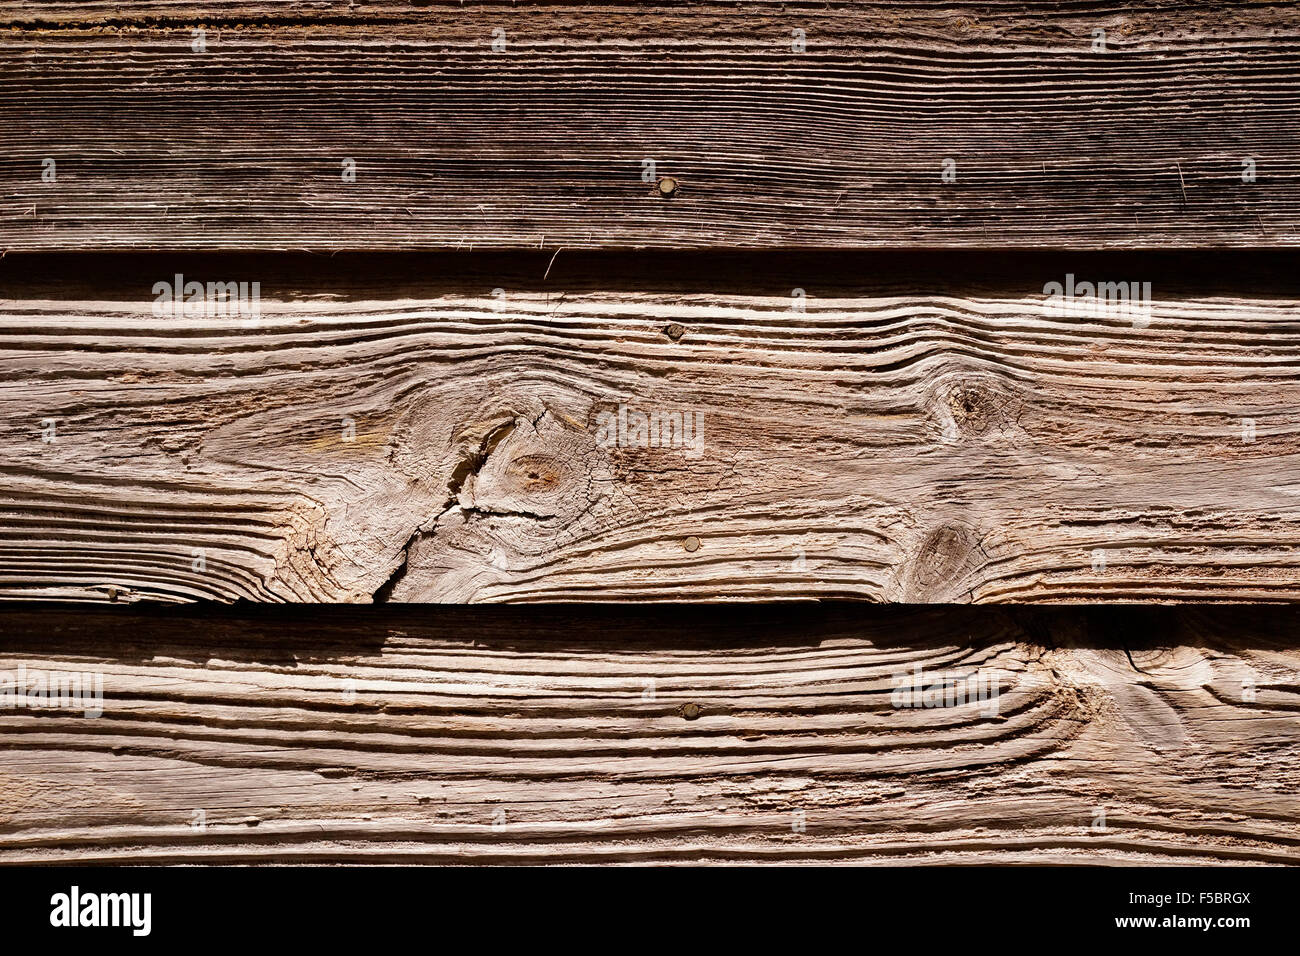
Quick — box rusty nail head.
[683,535,701,552]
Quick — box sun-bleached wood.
[2,1,1298,250]
[0,605,1297,864]
[1,252,1297,604]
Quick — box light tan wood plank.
[0,605,1296,864]
[2,253,1298,603]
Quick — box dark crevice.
[446,419,518,500]
[5,251,1300,303]
[3,604,1300,662]
[375,416,525,602]
[372,525,425,604]
[462,505,556,522]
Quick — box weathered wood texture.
[1,604,1297,864]
[3,251,1299,604]
[2,2,1299,250]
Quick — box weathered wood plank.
[1,604,1297,864]
[2,2,1298,250]
[1,251,1297,604]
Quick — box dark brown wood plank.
[2,2,1298,251]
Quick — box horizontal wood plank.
[1,252,1298,604]
[1,604,1297,864]
[2,2,1299,250]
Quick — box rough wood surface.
[3,252,1298,604]
[3,2,1298,250]
[0,604,1297,864]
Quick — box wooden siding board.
[1,2,1298,251]
[0,604,1297,864]
[1,252,1296,604]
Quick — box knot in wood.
[947,383,994,433]
[505,453,565,491]
[900,523,986,602]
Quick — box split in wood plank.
[1,251,1298,604]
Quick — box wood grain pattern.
[1,604,1297,864]
[2,252,1297,605]
[2,2,1298,250]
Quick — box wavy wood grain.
[1,604,1297,864]
[2,1,1298,250]
[2,252,1298,604]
